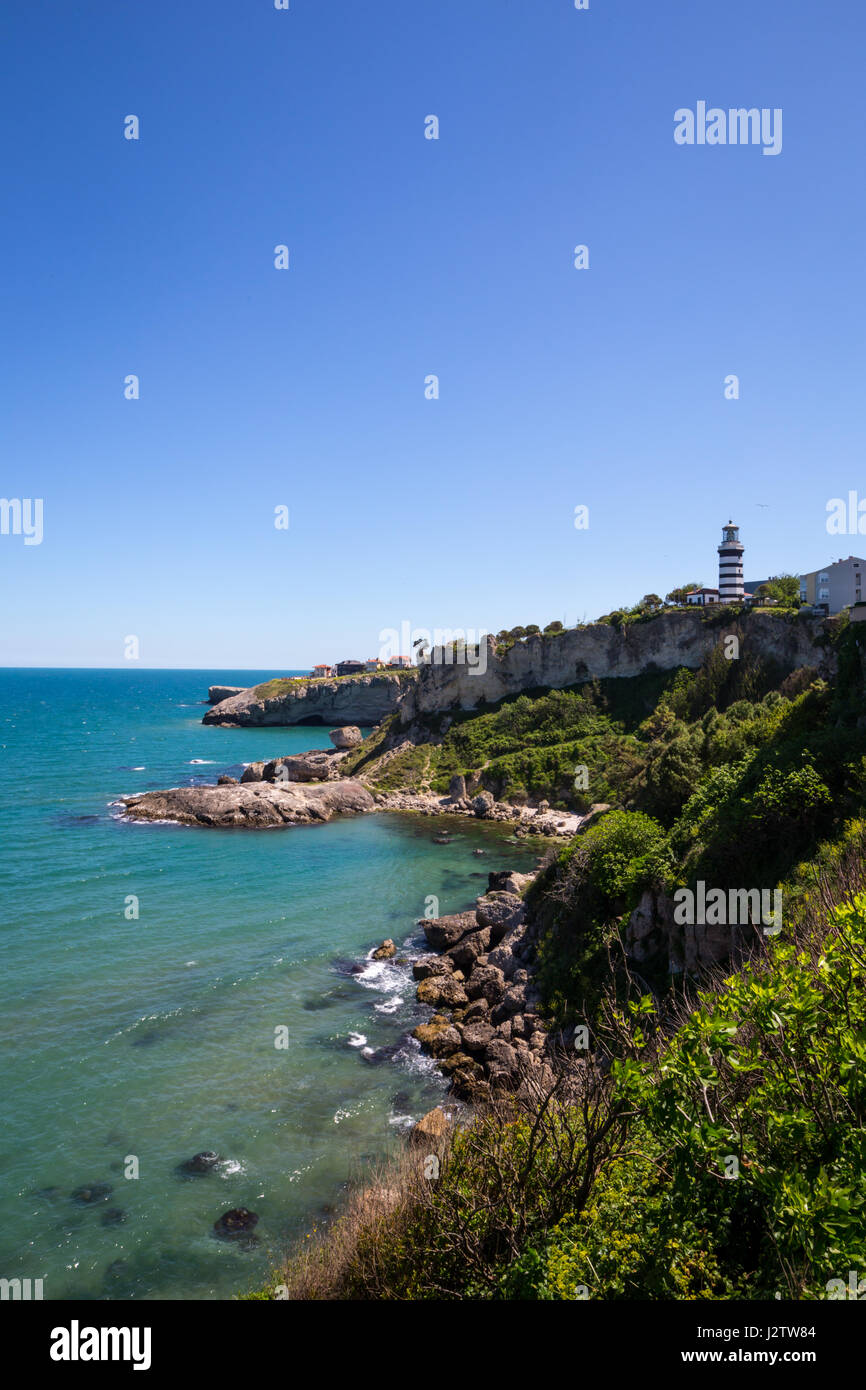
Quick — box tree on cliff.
[665,583,702,605]
[756,574,800,607]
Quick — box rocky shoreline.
[119,724,602,838]
[402,868,557,1105]
[373,783,607,840]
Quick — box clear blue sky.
[2,0,864,668]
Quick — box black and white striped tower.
[718,520,745,603]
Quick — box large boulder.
[486,941,517,978]
[475,892,525,941]
[412,1022,462,1057]
[488,870,535,896]
[465,964,506,1006]
[421,910,477,952]
[264,751,340,783]
[416,975,469,1008]
[412,954,455,981]
[330,726,363,749]
[462,997,490,1023]
[483,1039,520,1082]
[409,1107,450,1147]
[459,1021,496,1053]
[445,926,491,970]
[472,791,495,819]
[372,939,396,960]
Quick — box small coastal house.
[685,587,720,606]
[388,655,412,669]
[335,659,365,677]
[310,663,334,679]
[364,658,385,672]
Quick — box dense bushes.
[271,856,866,1301]
[531,810,670,1019]
[516,873,866,1299]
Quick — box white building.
[685,587,720,607]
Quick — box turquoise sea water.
[0,669,539,1301]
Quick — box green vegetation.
[262,617,866,1301]
[755,573,801,608]
[252,669,418,701]
[272,833,866,1301]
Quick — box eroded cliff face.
[401,611,831,722]
[202,674,407,727]
[625,886,752,976]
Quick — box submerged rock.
[213,1208,258,1238]
[100,1207,127,1227]
[180,1151,220,1175]
[71,1183,113,1206]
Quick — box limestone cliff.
[203,673,411,727]
[401,610,831,723]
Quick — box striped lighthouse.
[718,520,745,603]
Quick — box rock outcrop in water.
[121,779,375,828]
[208,685,244,704]
[203,674,410,727]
